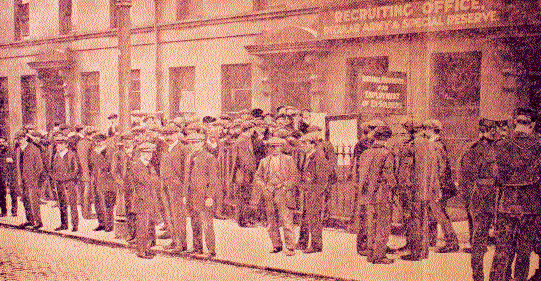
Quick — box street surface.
[0,227,324,281]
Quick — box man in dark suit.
[129,141,160,259]
[15,130,44,229]
[90,133,116,232]
[50,135,80,231]
[0,137,15,217]
[254,136,300,256]
[184,132,219,257]
[297,132,333,253]
[76,126,95,219]
[160,124,189,253]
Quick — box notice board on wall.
[356,71,407,115]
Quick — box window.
[14,0,30,41]
[221,64,252,113]
[130,69,141,112]
[0,78,9,139]
[81,72,100,126]
[169,66,195,118]
[110,0,117,28]
[59,0,72,35]
[21,75,37,125]
[176,0,191,20]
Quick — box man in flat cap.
[459,118,499,281]
[297,131,333,253]
[489,108,541,281]
[15,130,44,229]
[50,134,80,232]
[77,126,96,219]
[90,133,116,232]
[355,122,396,264]
[129,141,160,259]
[107,113,119,138]
[160,124,189,253]
[254,136,300,256]
[183,132,219,257]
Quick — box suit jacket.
[76,137,93,182]
[300,145,332,194]
[0,146,15,188]
[90,142,116,193]
[160,142,188,191]
[15,142,44,188]
[254,153,299,192]
[129,158,160,212]
[183,149,219,211]
[51,149,80,182]
[357,143,396,205]
[230,135,258,185]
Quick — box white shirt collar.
[20,142,28,151]
[168,140,178,153]
[59,148,68,158]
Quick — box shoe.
[171,247,187,254]
[93,225,105,231]
[436,244,459,253]
[462,247,472,253]
[150,240,156,248]
[158,232,171,239]
[104,227,113,232]
[0,212,6,217]
[163,243,177,251]
[54,225,68,231]
[188,248,203,255]
[401,254,421,261]
[296,243,308,251]
[136,251,155,259]
[208,251,216,258]
[10,212,17,217]
[284,249,295,256]
[17,221,33,229]
[372,257,395,264]
[71,226,78,232]
[32,223,43,230]
[386,247,398,254]
[270,247,282,254]
[358,249,372,256]
[302,247,322,254]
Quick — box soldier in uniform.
[129,141,160,259]
[460,118,499,281]
[489,108,541,281]
[254,136,300,256]
[183,132,219,257]
[50,135,80,232]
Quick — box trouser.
[97,190,116,229]
[298,190,324,250]
[356,205,368,252]
[23,183,42,225]
[489,213,541,281]
[366,201,392,261]
[167,183,187,249]
[409,200,430,259]
[79,179,93,219]
[125,188,136,240]
[190,205,215,253]
[470,210,493,281]
[264,188,295,250]
[236,179,253,226]
[57,180,79,228]
[0,176,6,214]
[159,182,173,232]
[136,204,154,255]
[428,196,459,246]
[9,186,18,215]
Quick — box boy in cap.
[129,141,160,259]
[183,132,219,257]
[50,135,80,232]
[254,136,300,256]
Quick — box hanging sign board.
[357,72,407,114]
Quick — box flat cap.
[514,107,537,122]
[265,136,287,146]
[138,142,157,152]
[185,133,206,142]
[422,119,443,131]
[107,113,119,120]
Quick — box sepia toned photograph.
[0,0,540,280]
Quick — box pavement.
[1,196,540,281]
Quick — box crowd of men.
[0,105,541,280]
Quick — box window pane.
[81,72,100,126]
[21,75,36,125]
[221,64,251,112]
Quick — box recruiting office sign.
[357,72,407,114]
[320,0,503,39]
